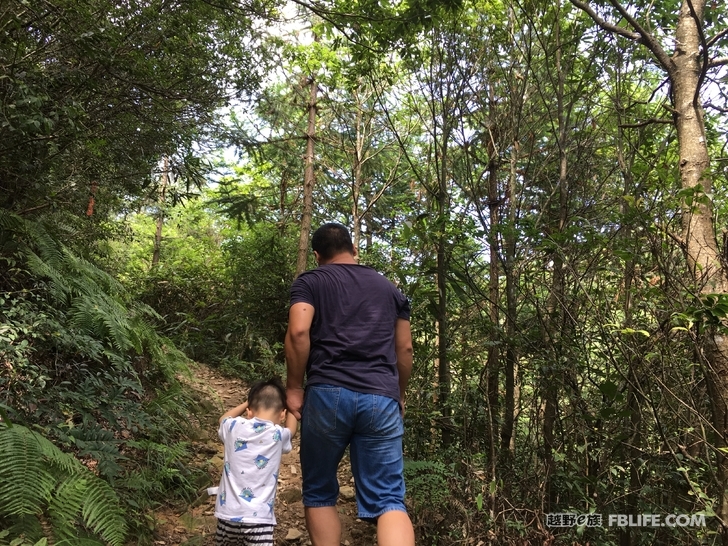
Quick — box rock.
[209,455,224,470]
[285,528,304,541]
[279,488,303,503]
[339,486,355,500]
[290,464,298,475]
[188,428,210,441]
[202,442,219,455]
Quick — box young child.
[214,377,298,546]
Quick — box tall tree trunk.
[437,152,453,448]
[151,156,169,268]
[570,0,728,536]
[542,4,568,511]
[352,93,364,251]
[295,71,318,277]
[500,1,524,459]
[671,2,728,534]
[617,125,641,546]
[501,139,519,455]
[486,80,502,466]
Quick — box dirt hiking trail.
[151,362,377,546]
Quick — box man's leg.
[349,393,413,545]
[377,510,415,546]
[300,386,352,546]
[305,506,341,546]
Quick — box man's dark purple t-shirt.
[289,263,410,402]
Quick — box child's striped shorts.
[215,519,274,546]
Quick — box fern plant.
[0,423,127,546]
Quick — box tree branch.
[685,0,708,107]
[619,118,674,128]
[605,0,675,73]
[704,102,728,114]
[569,0,675,74]
[569,0,640,41]
[709,56,728,68]
[707,28,728,48]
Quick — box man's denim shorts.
[300,384,407,520]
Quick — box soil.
[149,362,377,546]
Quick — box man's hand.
[286,387,304,420]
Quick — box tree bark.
[501,139,519,455]
[151,157,169,268]
[542,3,569,511]
[295,72,318,277]
[570,0,728,535]
[486,78,502,465]
[671,2,728,533]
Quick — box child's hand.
[284,409,298,437]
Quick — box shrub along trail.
[150,362,376,546]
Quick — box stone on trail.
[285,528,304,541]
[339,485,355,500]
[279,488,302,503]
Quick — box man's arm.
[285,302,314,419]
[395,318,414,414]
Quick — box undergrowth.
[0,212,207,544]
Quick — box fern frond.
[23,221,66,274]
[0,425,127,546]
[0,209,25,232]
[49,476,88,542]
[69,427,124,479]
[69,294,134,353]
[80,478,127,546]
[1,514,45,544]
[25,250,73,305]
[21,427,82,475]
[0,426,57,516]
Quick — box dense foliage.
[2,0,728,544]
[0,0,280,542]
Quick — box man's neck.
[319,252,357,265]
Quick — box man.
[285,222,415,546]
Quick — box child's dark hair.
[247,377,287,413]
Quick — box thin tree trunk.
[352,95,364,251]
[437,172,452,448]
[501,140,518,454]
[151,157,169,268]
[295,71,318,277]
[542,4,568,511]
[486,80,501,466]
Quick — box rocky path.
[151,363,377,546]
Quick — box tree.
[569,0,728,535]
[0,0,273,236]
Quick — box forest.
[2,0,728,544]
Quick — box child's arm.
[284,409,298,438]
[219,401,249,424]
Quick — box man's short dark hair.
[247,377,286,412]
[311,222,354,261]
